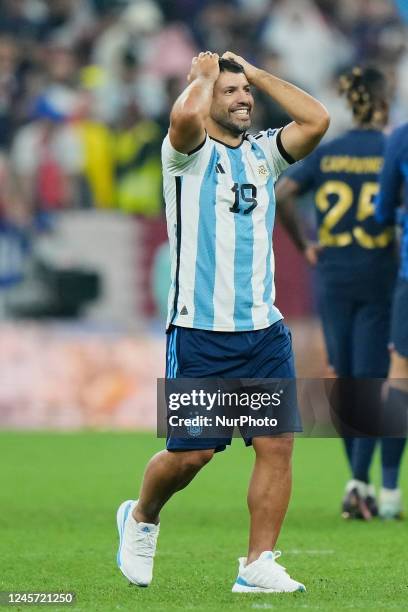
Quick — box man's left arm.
[222,52,330,160]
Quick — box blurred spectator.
[36,0,97,47]
[93,0,163,74]
[261,0,352,95]
[96,45,167,122]
[158,0,210,23]
[0,0,41,40]
[147,22,197,81]
[0,152,31,304]
[11,89,83,217]
[350,0,404,64]
[194,2,242,55]
[0,36,20,149]
[114,98,163,216]
[74,85,115,209]
[0,152,28,226]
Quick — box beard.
[210,109,251,136]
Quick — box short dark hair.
[218,57,245,74]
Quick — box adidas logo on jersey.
[180,306,188,315]
[215,163,225,174]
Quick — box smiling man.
[116,51,329,594]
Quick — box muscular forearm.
[170,52,220,152]
[277,198,308,253]
[251,70,328,132]
[171,75,215,125]
[275,177,308,252]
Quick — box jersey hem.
[167,315,283,333]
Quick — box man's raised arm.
[169,52,219,154]
[222,52,330,160]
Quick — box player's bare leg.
[117,448,214,586]
[232,434,305,593]
[247,435,293,563]
[134,449,215,523]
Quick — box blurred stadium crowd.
[0,0,407,317]
[0,0,407,224]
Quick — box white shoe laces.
[129,526,157,558]
[261,551,287,573]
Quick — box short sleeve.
[251,128,295,181]
[161,133,212,176]
[283,150,319,194]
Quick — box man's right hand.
[187,51,219,84]
[303,242,323,266]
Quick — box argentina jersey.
[162,128,294,332]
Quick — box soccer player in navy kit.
[375,121,408,519]
[116,51,329,593]
[275,67,405,519]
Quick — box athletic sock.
[381,438,406,489]
[380,387,407,489]
[343,437,355,469]
[381,386,408,437]
[352,437,377,483]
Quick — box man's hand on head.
[170,51,219,154]
[221,51,259,83]
[187,51,220,84]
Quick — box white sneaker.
[232,551,306,593]
[116,499,160,586]
[379,488,403,519]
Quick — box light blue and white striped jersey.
[162,128,294,332]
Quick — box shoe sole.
[116,499,148,587]
[232,583,306,593]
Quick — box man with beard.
[116,51,329,594]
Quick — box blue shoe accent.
[117,501,133,568]
[235,575,306,592]
[142,526,150,533]
[235,576,257,588]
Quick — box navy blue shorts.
[317,285,392,377]
[165,320,302,452]
[391,278,408,358]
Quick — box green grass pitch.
[1,432,407,611]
